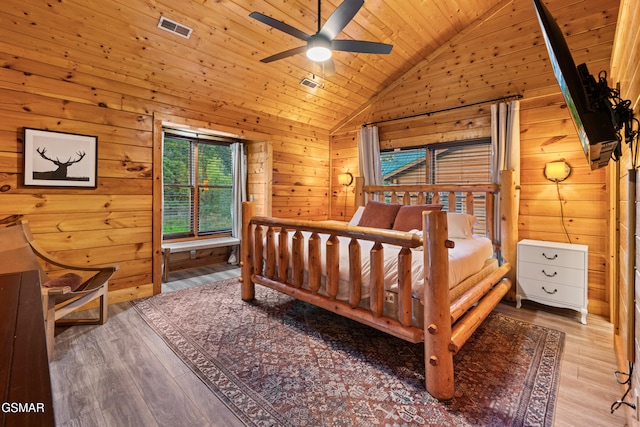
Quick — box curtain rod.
[362,94,523,128]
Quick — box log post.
[466,192,474,216]
[423,210,454,400]
[326,234,340,299]
[253,225,263,276]
[355,177,365,208]
[278,228,289,283]
[500,170,517,302]
[369,242,384,316]
[486,192,495,243]
[308,232,321,294]
[292,230,304,288]
[241,202,255,301]
[348,238,362,308]
[397,247,412,326]
[266,227,276,279]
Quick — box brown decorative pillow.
[392,204,444,231]
[357,201,401,229]
[42,273,84,291]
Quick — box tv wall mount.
[579,63,639,167]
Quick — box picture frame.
[23,128,98,188]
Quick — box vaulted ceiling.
[4,0,509,132]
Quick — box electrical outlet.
[190,250,196,259]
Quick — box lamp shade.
[544,161,571,182]
[338,172,353,186]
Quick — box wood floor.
[49,265,629,426]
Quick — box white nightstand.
[516,239,588,324]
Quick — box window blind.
[380,139,491,235]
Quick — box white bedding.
[263,230,494,301]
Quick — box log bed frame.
[240,171,516,400]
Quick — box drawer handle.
[542,252,558,260]
[541,269,557,278]
[542,286,558,295]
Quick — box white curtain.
[491,100,520,186]
[357,126,383,186]
[491,100,520,244]
[229,142,246,264]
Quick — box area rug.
[131,278,564,427]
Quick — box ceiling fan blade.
[260,46,308,63]
[331,39,393,54]
[324,58,336,76]
[319,0,364,40]
[249,12,310,41]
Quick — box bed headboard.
[354,177,503,245]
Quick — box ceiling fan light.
[306,46,332,62]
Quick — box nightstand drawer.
[518,244,585,269]
[518,261,583,287]
[517,278,584,307]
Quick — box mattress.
[379,257,500,327]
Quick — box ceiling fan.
[249,0,393,67]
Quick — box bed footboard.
[240,202,512,401]
[240,201,426,342]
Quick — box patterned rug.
[131,278,564,427]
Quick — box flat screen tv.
[532,0,619,170]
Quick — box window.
[162,131,234,239]
[381,147,427,185]
[429,141,491,184]
[380,139,492,234]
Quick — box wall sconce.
[338,172,354,186]
[544,161,571,182]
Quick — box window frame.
[380,138,492,186]
[162,129,235,240]
[379,138,492,235]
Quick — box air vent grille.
[300,78,318,89]
[158,16,193,39]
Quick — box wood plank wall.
[519,95,610,315]
[0,57,329,304]
[610,0,640,418]
[329,0,619,318]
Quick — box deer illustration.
[33,147,86,180]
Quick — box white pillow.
[447,212,476,239]
[349,206,365,226]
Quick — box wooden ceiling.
[4,0,510,132]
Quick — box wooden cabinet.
[0,270,55,426]
[516,239,588,324]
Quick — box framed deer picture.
[23,128,98,188]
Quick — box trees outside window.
[162,132,232,239]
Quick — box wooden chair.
[0,218,119,361]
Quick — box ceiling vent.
[300,77,319,89]
[158,16,192,39]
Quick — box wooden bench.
[162,237,240,282]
